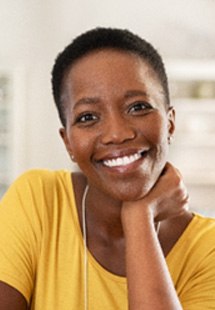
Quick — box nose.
[100,114,136,145]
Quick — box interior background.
[0,0,215,216]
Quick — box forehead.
[62,49,165,104]
[67,48,158,81]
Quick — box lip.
[96,148,148,162]
[96,148,149,174]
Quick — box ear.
[59,128,76,162]
[167,106,175,141]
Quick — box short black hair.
[51,27,170,127]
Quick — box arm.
[121,163,189,310]
[0,171,41,309]
[0,281,28,310]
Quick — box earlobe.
[59,128,76,162]
[167,106,175,136]
[167,106,175,144]
[168,135,174,144]
[59,127,68,146]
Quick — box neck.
[86,183,124,238]
[72,172,124,238]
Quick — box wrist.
[121,201,154,235]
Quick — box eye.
[128,101,153,113]
[75,112,98,124]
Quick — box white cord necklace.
[81,184,161,310]
[82,184,89,310]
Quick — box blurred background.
[0,0,215,216]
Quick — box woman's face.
[60,49,175,201]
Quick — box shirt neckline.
[66,171,198,282]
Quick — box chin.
[104,178,154,202]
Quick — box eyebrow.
[74,89,149,108]
[124,90,149,99]
[74,97,100,108]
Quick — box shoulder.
[191,213,215,246]
[12,169,70,184]
[0,169,75,212]
[5,169,71,193]
[183,213,215,252]
[0,169,77,234]
[168,212,215,263]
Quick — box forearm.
[122,207,182,310]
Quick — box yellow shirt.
[0,169,214,309]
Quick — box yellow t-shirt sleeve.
[167,215,215,310]
[180,250,215,309]
[0,171,42,303]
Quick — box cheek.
[143,114,169,145]
[69,130,95,164]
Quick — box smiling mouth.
[103,151,146,168]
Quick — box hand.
[121,163,186,310]
[122,162,189,222]
[146,162,189,221]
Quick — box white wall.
[0,1,71,175]
[0,0,215,178]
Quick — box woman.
[0,27,214,309]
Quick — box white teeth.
[103,152,142,167]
